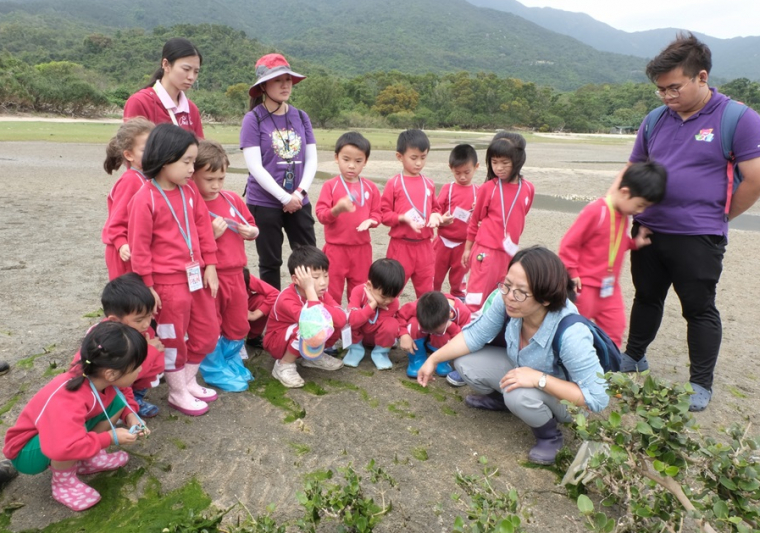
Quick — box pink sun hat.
[248,53,306,98]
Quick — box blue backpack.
[643,99,748,220]
[551,314,622,375]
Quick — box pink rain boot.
[50,464,101,511]
[184,363,217,402]
[77,449,129,475]
[165,369,208,416]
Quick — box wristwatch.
[537,373,548,391]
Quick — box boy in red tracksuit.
[343,258,405,370]
[397,291,472,379]
[434,144,480,299]
[264,246,347,388]
[244,267,280,349]
[559,162,667,347]
[316,132,382,305]
[380,129,444,298]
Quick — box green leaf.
[577,494,594,515]
[608,412,621,428]
[664,465,680,477]
[713,500,729,520]
[497,520,514,533]
[636,421,654,435]
[653,460,666,472]
[720,476,738,491]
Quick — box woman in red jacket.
[123,37,204,138]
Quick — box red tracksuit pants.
[465,243,510,312]
[216,270,249,341]
[352,315,398,348]
[105,244,132,281]
[386,238,434,298]
[574,284,625,348]
[433,237,468,298]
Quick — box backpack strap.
[551,314,587,377]
[643,105,669,155]
[720,99,749,220]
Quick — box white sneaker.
[272,360,305,388]
[301,354,344,371]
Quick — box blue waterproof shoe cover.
[343,343,366,367]
[688,382,712,412]
[200,338,249,392]
[370,346,392,370]
[446,370,466,387]
[222,337,254,383]
[406,338,428,378]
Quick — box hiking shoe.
[446,370,466,387]
[272,360,305,388]
[301,354,344,371]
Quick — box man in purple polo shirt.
[619,33,760,411]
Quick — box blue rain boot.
[426,342,452,377]
[406,338,428,379]
[370,346,392,370]
[343,343,366,367]
[221,337,254,383]
[200,338,248,392]
[133,388,159,418]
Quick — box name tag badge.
[452,206,471,223]
[405,208,425,227]
[224,218,240,234]
[502,234,519,256]
[600,275,614,298]
[186,261,203,292]
[341,325,352,348]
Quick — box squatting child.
[344,258,406,370]
[434,144,480,299]
[264,246,348,388]
[316,132,381,304]
[244,266,280,350]
[380,129,443,297]
[559,161,668,348]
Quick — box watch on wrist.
[537,373,547,391]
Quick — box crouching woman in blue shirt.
[418,246,609,465]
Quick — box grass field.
[0,120,633,148]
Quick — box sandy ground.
[1,137,759,531]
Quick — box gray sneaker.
[301,354,344,371]
[272,361,305,388]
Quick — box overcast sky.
[516,0,757,39]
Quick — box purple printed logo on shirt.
[271,128,302,160]
[695,129,715,142]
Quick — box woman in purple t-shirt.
[241,53,318,290]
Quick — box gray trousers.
[454,346,571,428]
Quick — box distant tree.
[720,78,760,108]
[296,75,345,128]
[373,84,419,116]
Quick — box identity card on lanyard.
[400,174,427,227]
[209,192,252,234]
[340,175,365,206]
[498,179,522,256]
[600,195,624,298]
[450,182,477,223]
[152,180,204,292]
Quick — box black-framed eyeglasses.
[497,282,531,302]
[654,77,696,99]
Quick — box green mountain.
[0,0,648,91]
[465,0,760,82]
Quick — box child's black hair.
[449,144,478,168]
[396,129,430,154]
[101,273,155,318]
[141,123,198,180]
[485,132,526,183]
[335,131,371,159]
[620,161,668,203]
[67,321,148,391]
[416,291,451,332]
[287,245,329,276]
[368,259,405,298]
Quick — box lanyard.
[497,178,522,238]
[605,195,625,271]
[448,182,476,213]
[399,174,427,221]
[87,380,144,446]
[340,175,365,207]
[218,192,251,226]
[152,180,193,261]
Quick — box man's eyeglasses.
[654,77,696,99]
[497,282,531,302]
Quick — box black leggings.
[247,203,316,290]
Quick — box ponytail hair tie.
[97,344,102,349]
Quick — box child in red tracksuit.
[128,124,219,417]
[559,162,667,347]
[463,133,534,312]
[316,132,381,305]
[99,273,165,418]
[397,291,472,378]
[343,258,406,370]
[380,129,444,298]
[434,144,480,299]
[102,118,155,280]
[2,322,149,512]
[192,140,259,387]
[264,246,347,388]
[244,267,280,348]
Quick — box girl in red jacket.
[2,322,149,512]
[128,124,220,417]
[102,117,155,280]
[463,133,534,312]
